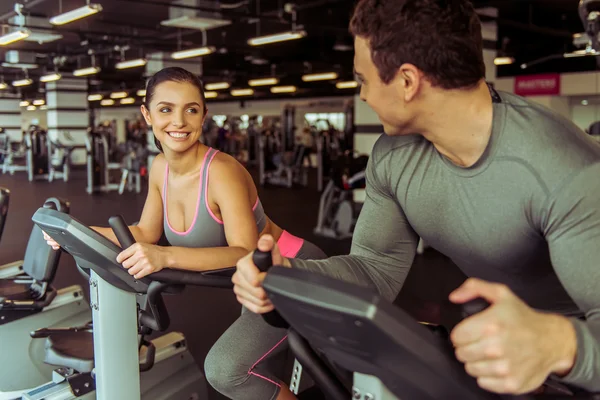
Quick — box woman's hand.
[43,231,61,250]
[116,243,169,279]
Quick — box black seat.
[0,187,8,243]
[0,197,70,325]
[45,330,95,373]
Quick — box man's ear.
[140,104,152,126]
[395,63,421,102]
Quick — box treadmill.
[259,265,600,400]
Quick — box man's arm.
[543,163,600,391]
[290,142,419,301]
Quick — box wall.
[21,108,48,131]
[95,106,142,143]
[571,100,600,131]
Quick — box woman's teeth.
[168,132,189,138]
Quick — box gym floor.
[0,167,467,400]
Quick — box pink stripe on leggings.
[247,334,288,387]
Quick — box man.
[233,0,600,395]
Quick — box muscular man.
[233,0,600,395]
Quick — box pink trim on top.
[276,230,304,258]
[204,150,261,225]
[164,149,211,236]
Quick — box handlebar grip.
[461,298,490,319]
[108,215,135,248]
[253,249,288,329]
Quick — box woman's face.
[141,80,206,153]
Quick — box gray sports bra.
[162,148,267,248]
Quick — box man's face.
[354,36,414,136]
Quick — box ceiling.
[0,0,596,105]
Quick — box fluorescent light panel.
[110,91,128,99]
[33,99,45,106]
[88,94,103,101]
[0,83,7,90]
[249,77,279,86]
[120,97,135,105]
[74,66,101,76]
[336,81,358,89]
[50,4,103,26]
[248,30,306,46]
[101,99,115,106]
[19,101,30,107]
[40,73,62,83]
[13,78,33,87]
[171,46,215,60]
[205,82,230,91]
[494,56,515,66]
[26,105,37,111]
[231,89,254,96]
[40,105,48,110]
[302,72,338,82]
[270,85,296,93]
[137,89,146,97]
[115,58,147,69]
[205,91,218,98]
[0,29,30,46]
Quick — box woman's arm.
[160,154,259,271]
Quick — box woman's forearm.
[164,246,249,271]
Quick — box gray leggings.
[204,239,327,400]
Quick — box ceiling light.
[26,105,36,111]
[248,30,306,46]
[110,91,128,99]
[205,91,218,98]
[19,101,30,107]
[0,29,30,46]
[0,83,7,90]
[101,99,115,106]
[88,94,103,101]
[40,73,62,83]
[494,56,515,66]
[231,89,254,97]
[24,31,63,44]
[249,78,279,86]
[120,97,135,105]
[205,82,230,91]
[171,46,215,60]
[136,89,146,97]
[50,4,103,26]
[115,58,147,70]
[160,16,231,31]
[74,66,101,76]
[582,100,589,106]
[33,99,45,106]
[1,62,38,69]
[270,86,296,93]
[13,78,33,87]
[302,72,338,82]
[336,81,358,89]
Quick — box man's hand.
[43,230,60,250]
[449,278,577,395]
[116,243,169,279]
[232,234,291,314]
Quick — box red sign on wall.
[514,73,561,96]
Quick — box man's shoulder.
[371,133,425,164]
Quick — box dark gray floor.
[0,167,466,399]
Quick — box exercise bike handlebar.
[108,215,235,288]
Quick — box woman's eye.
[159,107,171,113]
[187,108,198,114]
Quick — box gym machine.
[260,267,600,400]
[0,198,90,398]
[24,126,50,182]
[0,187,8,244]
[85,128,122,195]
[26,208,237,400]
[47,131,86,183]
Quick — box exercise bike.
[26,209,237,400]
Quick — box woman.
[44,66,326,400]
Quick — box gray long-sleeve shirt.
[291,89,600,391]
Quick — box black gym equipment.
[0,187,8,244]
[28,209,236,399]
[259,266,599,400]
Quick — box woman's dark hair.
[143,67,208,152]
[350,0,486,90]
